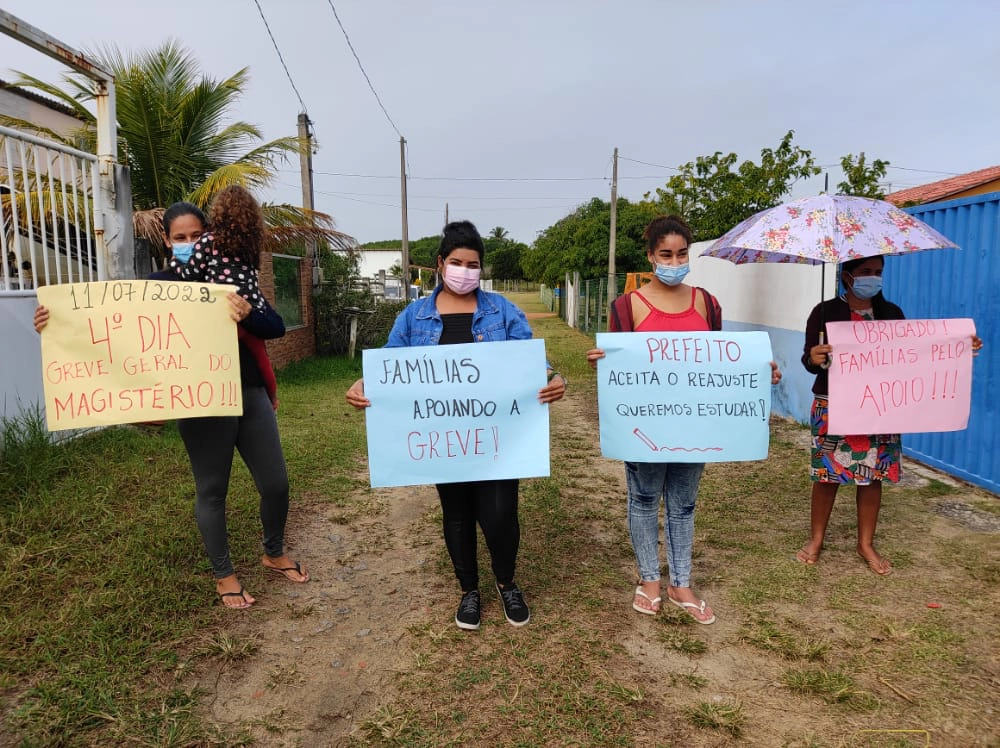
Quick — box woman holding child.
[36,188,307,609]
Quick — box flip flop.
[219,586,253,609]
[632,586,661,615]
[863,556,893,576]
[666,596,716,625]
[264,559,310,583]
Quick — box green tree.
[488,226,509,241]
[488,241,527,279]
[5,41,346,259]
[837,152,890,198]
[648,130,820,241]
[361,236,439,269]
[521,198,660,286]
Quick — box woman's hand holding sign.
[538,371,567,404]
[345,378,370,409]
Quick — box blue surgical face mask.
[171,242,195,263]
[655,262,690,286]
[849,274,882,300]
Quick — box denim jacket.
[386,285,534,348]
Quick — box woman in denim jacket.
[347,221,565,631]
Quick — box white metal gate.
[1,124,104,294]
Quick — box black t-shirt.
[439,312,475,345]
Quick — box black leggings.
[177,386,289,578]
[435,479,520,592]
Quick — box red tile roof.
[885,164,1000,206]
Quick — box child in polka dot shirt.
[169,232,265,310]
[167,186,267,311]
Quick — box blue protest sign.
[595,331,773,462]
[362,339,550,487]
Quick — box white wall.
[688,240,839,423]
[356,248,401,279]
[0,86,84,139]
[0,293,45,427]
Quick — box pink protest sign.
[827,318,976,435]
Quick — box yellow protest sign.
[36,280,242,430]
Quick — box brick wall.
[258,252,315,369]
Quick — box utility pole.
[444,202,449,226]
[400,136,410,299]
[298,113,319,285]
[607,146,619,303]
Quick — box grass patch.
[782,668,878,709]
[739,614,829,661]
[0,355,362,744]
[684,698,746,737]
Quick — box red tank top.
[632,288,710,332]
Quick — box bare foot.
[262,554,310,583]
[217,574,255,609]
[795,546,820,565]
[666,585,715,624]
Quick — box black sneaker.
[496,582,530,627]
[455,590,481,630]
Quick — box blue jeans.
[625,461,705,587]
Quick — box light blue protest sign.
[362,339,550,487]
[596,331,773,462]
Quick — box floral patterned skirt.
[810,397,901,485]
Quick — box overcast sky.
[2,1,997,245]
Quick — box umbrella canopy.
[702,194,959,265]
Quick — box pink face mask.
[443,265,481,295]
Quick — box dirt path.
[191,482,445,745]
[189,382,1000,746]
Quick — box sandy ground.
[188,384,999,747]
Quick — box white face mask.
[443,265,481,295]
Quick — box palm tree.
[3,40,350,260]
[489,226,509,241]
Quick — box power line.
[300,170,667,182]
[818,162,962,177]
[251,0,308,113]
[619,155,682,172]
[324,0,403,138]
[884,165,963,176]
[279,183,595,201]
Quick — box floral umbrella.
[701,194,959,265]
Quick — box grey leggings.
[177,385,289,578]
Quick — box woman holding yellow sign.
[35,196,307,609]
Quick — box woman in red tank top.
[587,215,780,625]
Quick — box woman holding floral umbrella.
[797,255,982,574]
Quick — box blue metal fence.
[888,192,1000,493]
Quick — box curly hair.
[643,214,693,252]
[208,186,265,268]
